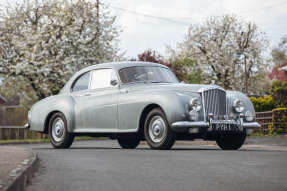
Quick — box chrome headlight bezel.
[233,99,244,113]
[189,98,202,112]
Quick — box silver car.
[26,61,260,150]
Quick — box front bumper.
[171,121,261,134]
[171,121,261,128]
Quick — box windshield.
[119,66,179,84]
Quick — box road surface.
[20,139,287,191]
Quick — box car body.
[27,61,260,150]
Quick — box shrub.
[271,80,287,108]
[269,108,287,134]
[250,95,275,112]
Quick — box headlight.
[245,110,254,122]
[189,98,202,112]
[233,99,244,113]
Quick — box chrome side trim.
[73,128,138,133]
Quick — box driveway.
[20,139,287,191]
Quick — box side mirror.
[111,79,118,86]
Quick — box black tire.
[144,108,176,150]
[48,112,74,149]
[117,135,140,149]
[216,129,246,150]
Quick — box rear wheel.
[117,135,140,149]
[144,108,176,150]
[48,112,74,149]
[216,129,246,150]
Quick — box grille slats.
[203,89,226,120]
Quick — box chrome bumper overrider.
[171,121,261,128]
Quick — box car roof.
[80,61,168,72]
[60,61,169,94]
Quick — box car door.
[72,68,119,132]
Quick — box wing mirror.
[111,79,118,86]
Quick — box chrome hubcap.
[52,118,65,142]
[148,116,167,143]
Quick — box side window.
[72,72,90,92]
[90,69,115,89]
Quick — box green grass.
[0,136,95,144]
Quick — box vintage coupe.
[26,61,260,150]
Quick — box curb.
[2,151,39,191]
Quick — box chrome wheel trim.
[148,115,167,143]
[51,117,65,142]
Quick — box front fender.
[29,95,75,133]
[145,91,201,127]
[226,91,256,121]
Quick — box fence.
[255,111,273,134]
[0,126,47,140]
[255,109,287,134]
[0,105,47,140]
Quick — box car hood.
[123,83,224,93]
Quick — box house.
[268,62,287,81]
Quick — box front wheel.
[144,108,176,150]
[216,129,246,150]
[48,112,74,149]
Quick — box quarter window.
[72,72,90,92]
[90,69,114,89]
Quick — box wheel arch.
[43,110,63,134]
[138,103,165,138]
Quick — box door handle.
[84,93,92,96]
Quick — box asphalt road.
[21,139,287,191]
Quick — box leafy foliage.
[0,0,122,104]
[250,95,275,112]
[271,80,287,108]
[131,49,170,67]
[169,15,269,93]
[269,108,287,134]
[171,58,203,83]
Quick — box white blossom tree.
[173,15,268,93]
[0,0,122,102]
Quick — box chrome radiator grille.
[202,89,226,119]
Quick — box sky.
[1,0,287,58]
[101,0,287,58]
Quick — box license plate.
[211,121,242,132]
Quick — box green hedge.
[250,95,275,112]
[271,80,287,108]
[269,108,287,134]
